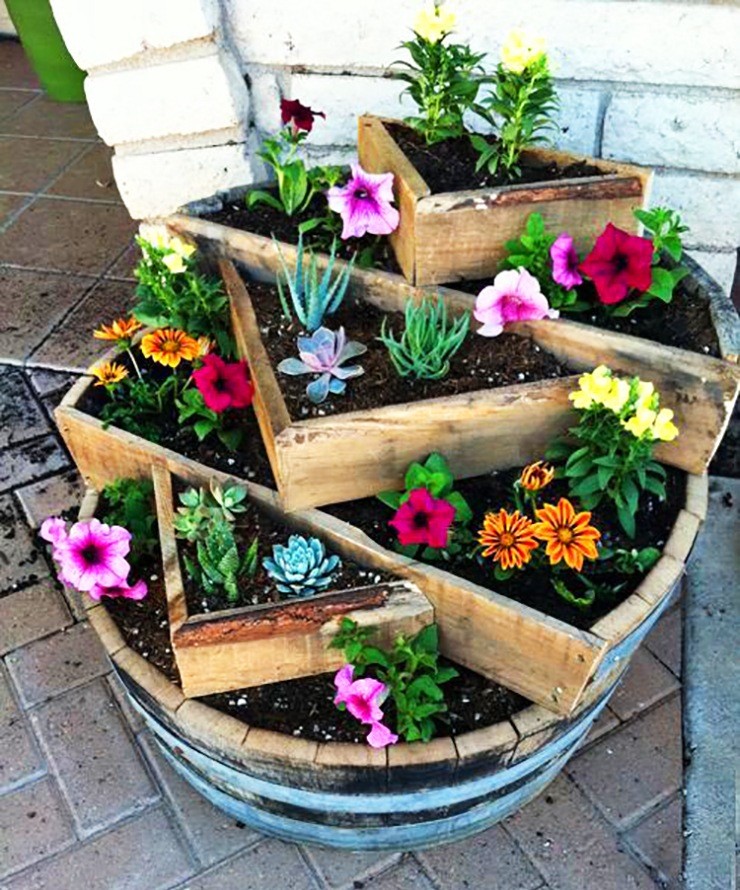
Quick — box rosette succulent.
[263,535,341,597]
[278,326,366,404]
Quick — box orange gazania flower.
[93,317,142,343]
[532,498,601,572]
[478,509,539,571]
[91,361,128,387]
[519,461,555,492]
[140,328,199,368]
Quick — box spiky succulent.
[278,326,366,404]
[173,481,248,541]
[263,535,341,597]
[183,519,241,602]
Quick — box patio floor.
[0,37,686,889]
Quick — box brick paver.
[0,494,47,593]
[0,367,49,448]
[608,648,681,722]
[302,845,401,889]
[15,468,84,529]
[0,664,45,793]
[644,605,682,677]
[360,858,437,890]
[625,795,684,889]
[184,839,319,890]
[0,433,69,493]
[0,578,72,655]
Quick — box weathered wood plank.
[152,462,189,635]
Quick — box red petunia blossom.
[192,355,254,414]
[280,98,325,134]
[388,488,456,549]
[580,223,654,305]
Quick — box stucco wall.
[48,0,740,291]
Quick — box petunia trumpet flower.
[474,267,558,337]
[388,488,456,549]
[326,164,400,240]
[580,223,653,305]
[280,98,325,134]
[333,665,398,748]
[550,233,583,289]
[192,354,254,413]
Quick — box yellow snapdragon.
[601,378,631,413]
[652,408,679,442]
[414,3,456,43]
[500,29,546,74]
[162,252,187,274]
[622,407,656,438]
[569,365,612,410]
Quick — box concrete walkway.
[0,37,708,889]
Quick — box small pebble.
[237,698,246,706]
[227,458,235,466]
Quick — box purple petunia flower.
[550,233,583,289]
[89,578,148,602]
[474,268,558,337]
[54,518,131,592]
[326,164,400,240]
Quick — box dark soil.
[386,122,607,194]
[247,279,572,419]
[78,357,276,489]
[325,465,687,631]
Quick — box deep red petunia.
[580,223,654,305]
[280,98,325,134]
[388,488,456,549]
[192,355,254,414]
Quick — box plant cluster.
[263,535,341,597]
[330,619,457,745]
[100,478,158,568]
[278,326,367,404]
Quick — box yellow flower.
[635,380,655,410]
[139,224,170,251]
[141,328,200,368]
[169,236,197,259]
[601,377,631,413]
[162,252,187,274]
[569,365,613,410]
[91,361,128,387]
[652,408,679,442]
[622,406,657,439]
[93,317,142,344]
[195,335,214,357]
[414,3,456,42]
[501,29,546,74]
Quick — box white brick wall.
[0,0,16,35]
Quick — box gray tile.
[303,844,400,889]
[0,664,45,793]
[0,366,49,448]
[0,433,69,494]
[0,578,72,655]
[187,839,319,890]
[0,493,48,594]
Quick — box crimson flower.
[580,223,653,305]
[388,488,455,549]
[192,355,254,413]
[280,98,325,134]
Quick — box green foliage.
[599,546,661,575]
[377,452,473,559]
[176,388,244,451]
[500,213,585,311]
[133,237,233,356]
[99,373,179,442]
[183,519,256,604]
[100,478,157,567]
[379,296,470,380]
[330,619,458,743]
[275,234,354,333]
[173,481,248,542]
[394,35,487,144]
[610,207,690,317]
[473,55,558,179]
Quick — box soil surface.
[326,465,687,631]
[386,122,607,194]
[247,280,572,418]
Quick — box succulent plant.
[183,519,241,603]
[278,326,367,404]
[275,233,354,333]
[209,480,248,522]
[263,535,341,597]
[173,481,248,541]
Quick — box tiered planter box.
[356,115,654,285]
[151,464,432,697]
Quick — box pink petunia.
[88,578,148,602]
[333,664,387,725]
[366,721,399,748]
[193,355,254,414]
[54,518,131,592]
[550,233,583,289]
[326,164,400,240]
[580,223,654,305]
[40,516,68,547]
[474,267,558,337]
[388,488,456,549]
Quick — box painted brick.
[248,69,284,134]
[0,579,72,656]
[603,90,740,175]
[0,664,45,794]
[85,51,249,146]
[552,85,602,157]
[113,141,257,218]
[50,0,218,70]
[650,171,740,252]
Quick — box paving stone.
[0,664,45,793]
[0,267,94,364]
[5,622,110,708]
[3,806,194,890]
[0,191,30,225]
[645,606,682,678]
[0,43,40,90]
[0,778,74,880]
[186,839,319,889]
[0,367,49,448]
[566,696,682,830]
[608,648,681,723]
[0,96,98,139]
[0,135,86,193]
[302,844,400,888]
[47,143,121,202]
[138,732,258,867]
[30,680,158,836]
[419,823,543,889]
[0,578,72,655]
[0,493,48,594]
[0,90,37,122]
[361,857,437,889]
[106,671,145,733]
[26,368,79,398]
[506,775,658,890]
[625,795,684,889]
[582,707,621,748]
[15,469,84,529]
[0,198,135,275]
[105,241,139,280]
[0,433,69,494]
[29,278,136,372]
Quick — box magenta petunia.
[580,223,654,305]
[40,516,68,547]
[333,664,387,724]
[550,233,583,289]
[389,488,456,549]
[54,518,131,592]
[280,98,325,134]
[366,721,399,748]
[474,267,558,337]
[326,164,400,240]
[193,354,254,414]
[88,578,148,602]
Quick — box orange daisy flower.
[519,461,555,492]
[93,317,142,343]
[140,328,199,368]
[478,509,539,571]
[91,361,128,387]
[532,498,601,572]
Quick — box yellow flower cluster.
[569,366,678,442]
[414,3,456,43]
[139,224,197,274]
[500,29,546,74]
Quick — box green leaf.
[445,490,473,525]
[246,189,284,212]
[621,475,640,515]
[570,473,604,497]
[413,624,439,655]
[376,490,402,510]
[193,419,215,441]
[407,675,444,701]
[616,501,636,538]
[643,477,666,498]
